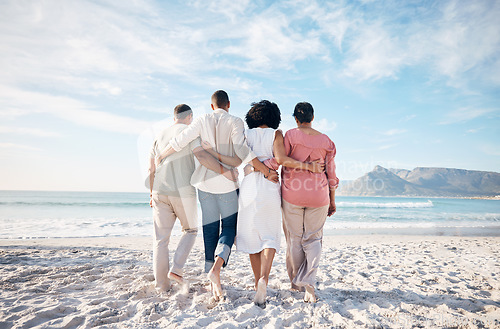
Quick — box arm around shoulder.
[192,146,238,182]
[170,116,203,152]
[273,130,324,173]
[230,118,256,164]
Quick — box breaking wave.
[337,200,434,208]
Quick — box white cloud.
[278,116,298,134]
[277,115,337,135]
[288,0,350,51]
[1,0,498,97]
[0,0,198,96]
[192,0,252,23]
[342,25,407,81]
[315,118,337,132]
[221,10,324,72]
[316,0,500,86]
[382,129,407,136]
[378,144,398,151]
[440,107,498,125]
[428,0,500,83]
[0,142,42,151]
[93,82,122,96]
[0,126,61,137]
[465,127,485,134]
[399,114,417,123]
[0,109,32,120]
[0,86,153,135]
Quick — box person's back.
[179,108,254,194]
[147,104,200,292]
[280,101,338,303]
[281,127,337,208]
[151,123,197,198]
[245,127,276,162]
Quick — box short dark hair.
[293,102,314,123]
[211,90,229,109]
[245,100,281,129]
[174,104,192,119]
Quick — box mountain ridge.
[337,166,500,198]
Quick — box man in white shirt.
[148,104,237,292]
[157,90,278,300]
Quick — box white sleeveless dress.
[236,128,282,254]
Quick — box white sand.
[0,235,499,328]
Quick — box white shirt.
[169,108,256,194]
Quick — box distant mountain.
[337,166,500,197]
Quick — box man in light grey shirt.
[156,90,278,301]
[148,104,236,292]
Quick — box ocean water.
[0,191,499,239]
[327,196,500,236]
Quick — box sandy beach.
[0,235,498,329]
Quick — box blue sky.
[0,0,499,192]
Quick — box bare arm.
[273,130,325,173]
[328,189,336,217]
[192,146,238,182]
[201,141,242,167]
[148,157,156,208]
[157,118,204,165]
[156,144,176,166]
[251,157,279,183]
[230,119,278,182]
[326,141,338,217]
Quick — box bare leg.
[260,248,276,284]
[254,277,267,305]
[249,253,262,290]
[253,248,276,305]
[207,257,224,299]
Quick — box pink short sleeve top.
[281,128,339,208]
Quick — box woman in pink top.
[281,102,338,303]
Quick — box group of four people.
[147,90,338,305]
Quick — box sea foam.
[337,200,434,208]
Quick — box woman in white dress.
[202,100,323,305]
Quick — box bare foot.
[207,270,223,299]
[207,293,219,309]
[304,285,316,303]
[155,280,171,293]
[156,284,171,294]
[169,272,189,294]
[253,278,267,305]
[168,272,185,285]
[209,283,220,302]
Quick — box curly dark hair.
[293,102,314,123]
[245,100,281,129]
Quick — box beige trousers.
[282,199,329,289]
[152,193,198,290]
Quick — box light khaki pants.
[152,193,198,290]
[282,199,329,289]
